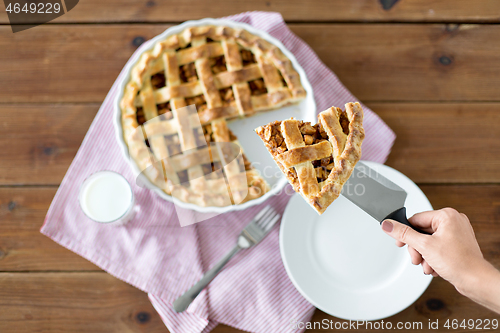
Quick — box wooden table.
[1,1,499,332]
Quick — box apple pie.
[119,25,306,206]
[255,102,365,214]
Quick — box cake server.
[342,161,429,234]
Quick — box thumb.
[381,219,427,250]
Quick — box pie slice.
[255,102,365,214]
[120,25,307,207]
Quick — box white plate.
[280,162,433,321]
[114,18,316,214]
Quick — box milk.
[79,171,134,223]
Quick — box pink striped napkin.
[41,11,395,333]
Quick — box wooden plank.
[0,270,238,332]
[0,25,168,103]
[1,0,500,24]
[1,102,498,185]
[0,104,98,185]
[1,185,499,271]
[290,24,500,102]
[0,272,168,333]
[0,274,497,333]
[370,103,500,183]
[0,187,99,271]
[2,24,500,103]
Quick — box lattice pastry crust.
[256,102,365,214]
[119,25,306,206]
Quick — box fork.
[172,205,280,313]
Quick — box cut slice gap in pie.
[255,102,365,214]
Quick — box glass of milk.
[79,171,136,225]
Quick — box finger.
[407,210,440,234]
[395,240,405,247]
[408,246,423,265]
[381,219,429,251]
[431,272,439,277]
[421,259,434,275]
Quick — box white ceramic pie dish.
[113,18,316,214]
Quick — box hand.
[381,208,485,293]
[381,207,500,314]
